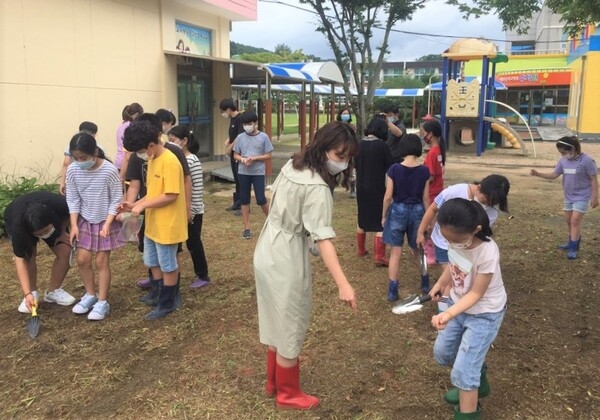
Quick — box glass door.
[177,65,213,159]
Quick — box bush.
[0,176,59,237]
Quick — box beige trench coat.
[253,160,336,359]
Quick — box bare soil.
[1,142,599,419]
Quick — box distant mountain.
[231,41,272,56]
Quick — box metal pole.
[427,74,435,115]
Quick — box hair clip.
[557,140,574,148]
[189,130,193,134]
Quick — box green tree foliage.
[416,54,443,62]
[299,0,427,134]
[545,0,600,37]
[239,48,313,64]
[230,41,271,56]
[451,0,599,37]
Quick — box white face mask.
[243,124,254,134]
[36,226,56,239]
[221,112,228,118]
[448,234,474,250]
[136,151,149,161]
[76,158,96,170]
[326,156,349,176]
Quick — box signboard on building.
[175,21,211,56]
[497,70,570,87]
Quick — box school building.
[462,5,600,139]
[0,0,258,176]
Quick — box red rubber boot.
[374,236,389,266]
[357,232,368,256]
[275,362,319,410]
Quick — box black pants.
[230,158,240,200]
[186,214,208,279]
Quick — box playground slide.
[483,117,528,156]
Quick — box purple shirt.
[114,121,130,170]
[553,153,597,202]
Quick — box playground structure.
[438,39,534,157]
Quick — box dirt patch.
[1,142,599,419]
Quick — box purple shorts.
[77,216,125,252]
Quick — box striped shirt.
[187,153,205,215]
[66,160,122,224]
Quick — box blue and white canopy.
[268,62,345,84]
[373,88,424,97]
[233,84,355,95]
[263,64,321,83]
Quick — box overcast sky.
[230,0,507,61]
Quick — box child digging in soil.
[530,136,599,259]
[429,198,507,419]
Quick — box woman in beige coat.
[253,121,359,410]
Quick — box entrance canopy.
[164,50,345,86]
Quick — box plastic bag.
[118,212,144,243]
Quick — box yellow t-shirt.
[145,149,188,244]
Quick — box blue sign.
[175,21,211,56]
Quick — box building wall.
[0,0,249,176]
[160,1,234,156]
[463,54,568,75]
[568,52,600,136]
[0,0,165,176]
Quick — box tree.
[230,41,271,56]
[274,43,292,57]
[452,0,599,37]
[416,54,443,62]
[239,49,310,63]
[299,0,426,135]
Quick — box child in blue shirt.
[232,111,274,239]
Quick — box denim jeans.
[143,237,179,273]
[433,301,506,390]
[382,202,424,248]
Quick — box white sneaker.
[72,293,98,314]
[18,291,39,313]
[44,288,77,306]
[87,301,110,321]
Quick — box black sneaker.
[242,229,252,239]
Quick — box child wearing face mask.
[416,174,510,311]
[168,125,210,288]
[429,198,507,420]
[530,136,599,259]
[66,132,124,321]
[421,119,447,266]
[232,110,274,240]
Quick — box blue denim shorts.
[143,237,179,273]
[238,174,267,206]
[433,301,506,390]
[563,200,589,214]
[434,244,449,264]
[382,202,424,248]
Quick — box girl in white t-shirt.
[429,198,507,419]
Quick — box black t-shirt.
[386,121,407,163]
[228,113,244,162]
[125,142,191,198]
[4,191,69,258]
